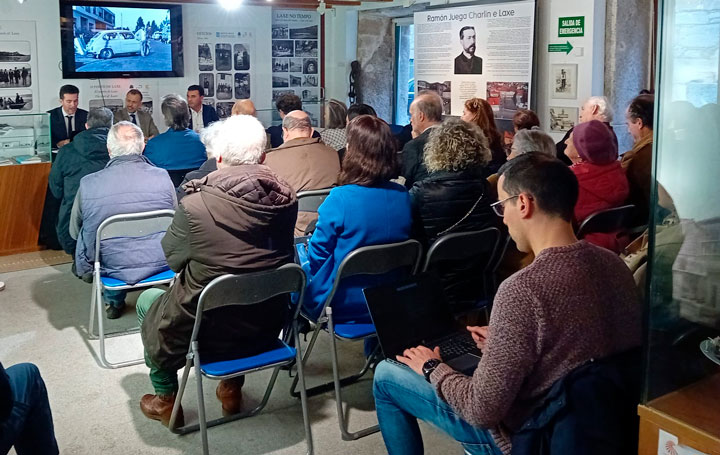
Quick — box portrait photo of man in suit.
[114,89,159,141]
[48,84,88,149]
[454,26,483,75]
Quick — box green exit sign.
[559,16,584,37]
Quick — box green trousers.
[136,288,178,396]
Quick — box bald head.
[410,91,444,135]
[232,99,257,117]
[282,110,313,142]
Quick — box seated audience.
[267,94,321,148]
[187,84,219,132]
[556,95,616,165]
[70,122,177,319]
[231,99,256,116]
[144,94,207,186]
[317,98,348,151]
[49,107,113,255]
[401,91,444,189]
[0,362,58,455]
[373,152,641,455]
[175,121,223,201]
[488,127,555,193]
[338,103,377,162]
[410,118,497,247]
[137,115,298,427]
[302,115,412,322]
[621,94,654,225]
[461,97,506,173]
[114,89,159,140]
[565,120,630,252]
[265,110,340,236]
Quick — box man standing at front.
[48,84,88,149]
[401,91,443,188]
[454,26,483,75]
[373,153,641,454]
[114,89,159,140]
[187,84,219,132]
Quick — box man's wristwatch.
[422,359,442,382]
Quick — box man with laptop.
[371,153,641,454]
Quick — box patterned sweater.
[430,241,642,454]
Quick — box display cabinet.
[0,112,51,164]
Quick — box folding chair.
[168,264,313,455]
[297,188,332,213]
[291,239,423,441]
[421,228,501,321]
[576,205,636,239]
[87,209,175,369]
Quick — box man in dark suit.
[454,26,483,75]
[114,89,159,141]
[401,91,443,189]
[48,84,88,149]
[187,84,219,132]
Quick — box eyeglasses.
[490,195,520,217]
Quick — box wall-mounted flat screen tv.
[59,1,184,78]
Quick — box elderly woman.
[302,115,411,323]
[565,119,630,252]
[487,127,555,193]
[137,115,298,427]
[461,98,505,172]
[144,94,207,186]
[318,98,348,151]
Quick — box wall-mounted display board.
[0,21,38,114]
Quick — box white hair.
[511,127,556,158]
[585,96,614,122]
[214,115,267,165]
[107,121,144,158]
[199,120,224,159]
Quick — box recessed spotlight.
[218,0,242,10]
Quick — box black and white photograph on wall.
[215,43,232,71]
[289,25,318,40]
[216,72,233,100]
[295,40,318,57]
[0,65,31,88]
[0,90,32,111]
[272,40,294,57]
[199,73,215,97]
[272,75,289,88]
[272,89,295,101]
[203,98,216,109]
[216,101,234,119]
[198,44,213,71]
[549,106,578,133]
[302,74,318,87]
[303,58,317,74]
[0,41,31,63]
[272,24,289,39]
[142,99,153,115]
[417,80,451,115]
[89,98,123,114]
[551,64,577,100]
[273,58,289,72]
[234,73,251,99]
[486,82,529,119]
[289,74,302,86]
[289,58,303,73]
[301,88,318,102]
[233,44,250,71]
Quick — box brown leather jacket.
[141,164,298,371]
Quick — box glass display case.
[638,1,720,454]
[0,112,51,165]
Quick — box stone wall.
[356,12,395,122]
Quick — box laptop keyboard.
[432,333,478,359]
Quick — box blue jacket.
[144,128,207,171]
[304,182,412,322]
[73,154,177,284]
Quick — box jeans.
[0,363,59,455]
[373,360,501,455]
[137,288,178,395]
[103,289,127,307]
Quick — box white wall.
[323,8,357,104]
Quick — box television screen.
[60,1,183,78]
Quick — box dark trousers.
[0,363,59,455]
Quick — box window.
[394,22,414,125]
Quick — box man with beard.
[454,26,483,74]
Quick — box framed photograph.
[198,44,213,71]
[549,106,578,133]
[199,73,215,98]
[215,44,232,71]
[551,64,578,100]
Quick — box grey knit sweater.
[430,241,642,454]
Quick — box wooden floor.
[0,249,72,273]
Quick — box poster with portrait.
[0,21,39,113]
[271,10,320,126]
[191,28,255,119]
[413,1,535,125]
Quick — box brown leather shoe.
[216,377,244,415]
[140,393,184,428]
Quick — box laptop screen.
[363,273,458,359]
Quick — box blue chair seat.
[333,323,376,340]
[201,340,297,377]
[100,269,175,288]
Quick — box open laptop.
[363,273,482,375]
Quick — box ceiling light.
[218,0,242,10]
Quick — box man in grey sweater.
[373,152,641,454]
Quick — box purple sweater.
[430,241,641,453]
